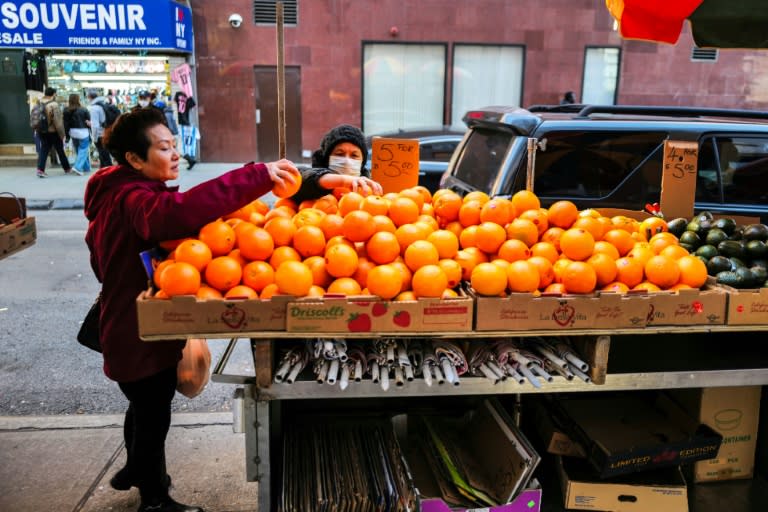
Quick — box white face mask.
[138,100,149,107]
[328,155,362,176]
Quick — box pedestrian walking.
[62,93,91,175]
[33,87,73,178]
[87,90,114,168]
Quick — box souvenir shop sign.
[0,1,193,53]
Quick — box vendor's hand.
[347,176,383,196]
[265,159,298,188]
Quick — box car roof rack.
[574,104,768,120]
[527,104,587,113]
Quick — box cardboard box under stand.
[644,284,727,326]
[0,196,36,261]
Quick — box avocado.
[707,255,732,276]
[743,224,768,242]
[696,211,714,224]
[686,221,701,235]
[713,218,737,235]
[717,240,745,259]
[695,255,709,266]
[729,257,747,270]
[695,244,719,260]
[751,265,768,285]
[667,218,689,238]
[735,267,757,288]
[716,270,743,288]
[745,240,768,260]
[751,258,768,270]
[679,231,702,248]
[680,243,697,253]
[705,228,728,246]
[729,226,744,241]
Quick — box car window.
[718,136,768,205]
[421,140,460,162]
[532,131,668,199]
[696,138,721,203]
[452,128,515,192]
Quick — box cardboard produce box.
[420,487,542,512]
[137,291,291,339]
[286,293,473,333]
[0,196,36,261]
[553,393,723,478]
[722,287,768,325]
[527,399,586,458]
[557,456,688,512]
[472,291,649,331]
[669,386,761,482]
[644,284,727,326]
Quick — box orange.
[475,221,507,254]
[471,262,508,296]
[543,282,567,294]
[479,198,513,225]
[511,190,540,216]
[454,249,478,281]
[601,281,630,293]
[372,214,397,234]
[552,258,572,283]
[442,288,459,298]
[312,194,339,214]
[506,218,539,247]
[241,260,275,292]
[572,216,603,241]
[611,215,637,232]
[237,225,274,261]
[325,243,359,278]
[443,220,464,238]
[198,220,237,257]
[668,283,693,291]
[327,277,362,296]
[506,260,540,293]
[459,225,478,249]
[293,225,326,258]
[412,185,433,205]
[259,283,280,299]
[464,247,489,265]
[224,285,259,299]
[416,215,439,232]
[366,231,401,264]
[388,197,421,227]
[587,253,618,288]
[160,261,201,297]
[519,208,549,236]
[677,255,708,288]
[627,243,654,267]
[352,256,376,289]
[338,191,364,216]
[395,223,427,252]
[360,195,390,216]
[306,285,326,297]
[395,290,417,301]
[427,230,460,259]
[318,213,345,240]
[496,239,531,262]
[227,249,247,267]
[638,217,668,242]
[602,228,635,257]
[540,227,565,252]
[547,200,579,229]
[342,210,376,242]
[204,256,242,292]
[271,166,302,198]
[433,191,463,221]
[404,240,440,272]
[224,202,255,222]
[530,241,559,263]
[263,207,292,223]
[644,255,680,289]
[304,255,333,288]
[614,257,644,288]
[527,255,555,289]
[491,258,510,270]
[390,260,413,292]
[275,260,313,296]
[264,216,296,247]
[268,245,301,270]
[437,258,463,288]
[561,261,597,294]
[399,188,425,210]
[593,240,621,260]
[648,232,680,255]
[250,199,269,216]
[559,228,595,261]
[463,191,490,205]
[366,264,403,299]
[196,285,223,300]
[633,281,662,292]
[458,200,483,227]
[274,197,298,211]
[325,235,354,250]
[411,264,448,298]
[660,244,690,261]
[292,208,326,229]
[153,259,176,289]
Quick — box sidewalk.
[0,412,259,512]
[0,162,259,209]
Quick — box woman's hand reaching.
[265,159,299,188]
[345,176,383,196]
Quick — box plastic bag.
[176,338,211,398]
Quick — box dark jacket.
[63,106,90,132]
[292,166,372,204]
[84,163,272,382]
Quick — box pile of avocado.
[667,212,768,289]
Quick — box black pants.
[118,366,177,502]
[95,136,112,167]
[36,132,71,172]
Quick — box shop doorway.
[0,50,32,144]
[254,66,302,162]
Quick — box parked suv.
[440,105,768,222]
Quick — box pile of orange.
[153,187,708,301]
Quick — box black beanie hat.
[311,124,367,169]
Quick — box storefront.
[0,0,194,144]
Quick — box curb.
[27,199,85,210]
[0,411,234,431]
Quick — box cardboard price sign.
[660,140,698,220]
[371,138,419,193]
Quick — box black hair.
[103,107,168,166]
[311,124,367,169]
[44,86,56,96]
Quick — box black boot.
[183,155,196,170]
[137,497,204,512]
[110,467,172,491]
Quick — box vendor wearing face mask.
[133,91,152,111]
[291,124,383,204]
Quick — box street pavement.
[0,162,265,512]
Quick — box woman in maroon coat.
[84,108,297,512]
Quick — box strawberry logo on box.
[372,303,388,317]
[222,304,246,329]
[552,302,575,327]
[347,313,371,332]
[392,311,411,327]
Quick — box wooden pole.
[526,137,537,191]
[276,2,286,159]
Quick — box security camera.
[228,13,243,28]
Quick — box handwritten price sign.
[660,140,698,220]
[371,138,419,193]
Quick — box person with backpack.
[32,87,73,178]
[87,90,116,168]
[63,93,91,175]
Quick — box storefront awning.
[606,0,768,49]
[0,0,193,53]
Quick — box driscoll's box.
[472,291,649,331]
[286,294,473,333]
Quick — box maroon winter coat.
[84,163,273,382]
